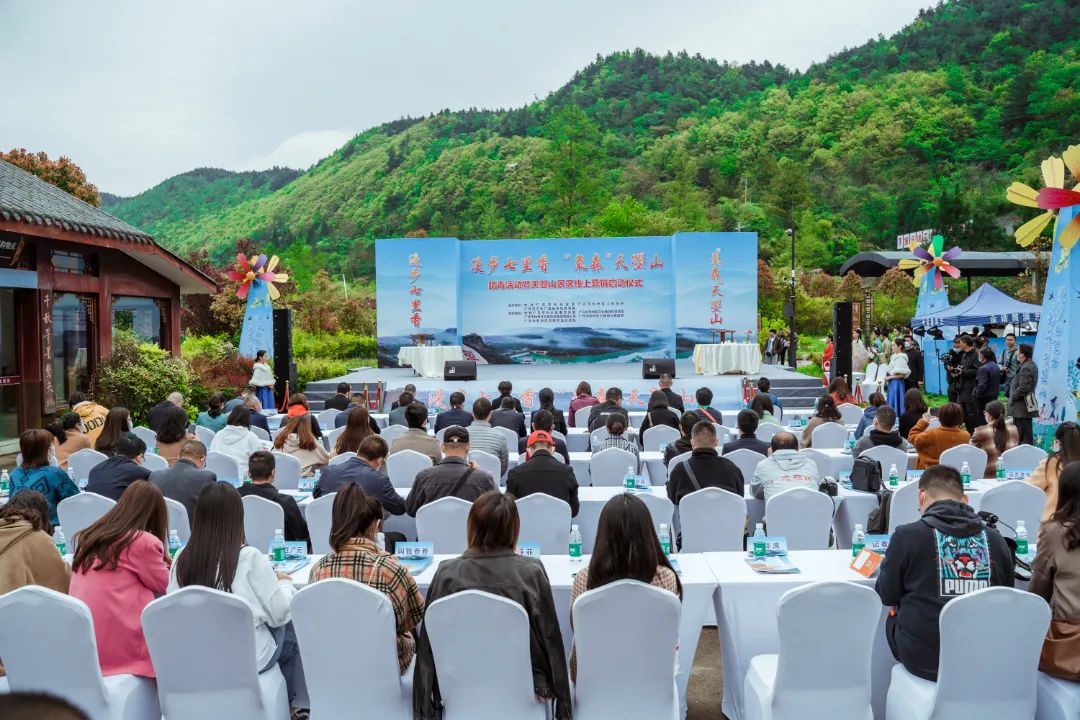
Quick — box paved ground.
[686,628,724,720]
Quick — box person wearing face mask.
[944,337,963,403]
[904,335,924,391]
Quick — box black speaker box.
[272,309,296,398]
[641,358,676,380]
[444,360,477,381]
[832,302,853,384]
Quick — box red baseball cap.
[527,430,554,447]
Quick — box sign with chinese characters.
[896,228,934,250]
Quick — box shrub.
[296,357,350,391]
[94,330,195,424]
[293,330,376,361]
[181,334,252,398]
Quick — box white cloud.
[238,129,356,172]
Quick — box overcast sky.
[0,1,934,196]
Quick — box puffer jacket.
[751,449,819,502]
[209,425,272,471]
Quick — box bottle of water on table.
[659,523,671,557]
[1015,520,1028,556]
[53,527,66,556]
[168,530,182,558]
[847,431,856,453]
[851,523,866,558]
[0,469,9,494]
[888,463,899,488]
[569,524,583,563]
[996,464,1005,480]
[751,523,766,557]
[270,529,286,563]
[623,465,636,491]
[960,461,971,489]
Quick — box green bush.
[296,357,351,391]
[293,331,377,361]
[95,330,196,424]
[796,364,825,378]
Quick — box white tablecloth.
[693,343,762,375]
[397,345,464,378]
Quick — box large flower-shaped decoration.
[226,253,289,301]
[897,234,961,290]
[1006,146,1080,251]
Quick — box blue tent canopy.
[912,283,1042,329]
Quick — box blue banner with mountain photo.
[238,278,274,360]
[673,232,759,357]
[375,237,461,367]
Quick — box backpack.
[850,456,882,492]
[866,490,892,534]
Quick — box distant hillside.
[105,0,1080,278]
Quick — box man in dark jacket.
[506,430,579,516]
[517,410,569,463]
[973,347,1001,425]
[148,439,216,520]
[587,387,629,432]
[956,335,980,432]
[406,426,496,516]
[666,422,744,506]
[323,382,352,411]
[334,398,383,435]
[658,374,684,412]
[313,436,406,516]
[496,380,523,413]
[875,465,1014,681]
[85,434,152,501]
[389,384,416,411]
[434,391,473,433]
[237,450,309,545]
[244,396,271,433]
[944,337,963,402]
[904,336,924,391]
[490,395,527,438]
[722,410,770,456]
[1008,344,1038,445]
[146,393,183,433]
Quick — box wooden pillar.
[15,288,43,430]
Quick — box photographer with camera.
[943,336,963,403]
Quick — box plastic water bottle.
[376,532,386,552]
[847,431,856,453]
[569,524,583,563]
[752,523,766,557]
[67,466,77,484]
[659,524,671,557]
[852,523,866,558]
[270,529,286,563]
[996,464,1005,480]
[888,463,899,488]
[168,530,182,558]
[312,468,321,489]
[1015,521,1028,556]
[961,461,971,489]
[591,436,599,452]
[623,465,636,491]
[0,469,9,494]
[53,527,66,556]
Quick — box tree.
[537,107,608,229]
[1,148,100,206]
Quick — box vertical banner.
[915,270,954,396]
[238,279,274,359]
[673,232,759,357]
[375,237,461,367]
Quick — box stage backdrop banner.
[375,237,461,367]
[673,232,759,357]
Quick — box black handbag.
[818,478,838,497]
[850,456,882,492]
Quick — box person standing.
[822,333,834,374]
[973,347,1001,427]
[764,329,780,365]
[999,333,1020,394]
[944,336,963,403]
[956,335,980,433]
[1009,343,1039,446]
[884,338,911,416]
[250,350,276,412]
[851,329,869,373]
[904,336,924,392]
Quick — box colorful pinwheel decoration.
[1006,145,1080,255]
[897,234,961,290]
[226,253,289,301]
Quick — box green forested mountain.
[105,0,1080,279]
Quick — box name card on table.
[749,536,789,557]
[285,541,306,560]
[298,476,316,491]
[516,543,541,558]
[851,548,883,578]
[906,470,924,482]
[865,534,890,553]
[1003,469,1032,481]
[396,541,435,575]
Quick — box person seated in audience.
[244,393,271,434]
[148,439,216,521]
[415,491,571,719]
[389,384,417,411]
[146,392,184,434]
[517,409,570,463]
[1029,422,1080,522]
[390,402,442,465]
[86,434,152,501]
[210,405,273,471]
[388,391,414,427]
[755,378,783,420]
[693,387,723,425]
[68,391,109,446]
[224,383,257,412]
[875,464,1013,681]
[593,412,640,462]
[663,413,697,467]
[308,483,425,674]
[0,490,70,596]
[507,430,579,516]
[568,381,599,428]
[853,405,912,456]
[722,409,770,456]
[331,404,377,457]
[10,429,80,526]
[496,380,523,413]
[587,387,629,432]
[568,493,682,680]
[237,451,310,545]
[491,395,528,439]
[899,388,928,441]
[969,400,1018,478]
[854,392,887,439]
[195,393,229,433]
[1029,460,1080,680]
[750,393,779,427]
[153,405,196,467]
[667,422,744,507]
[69,481,170,680]
[0,691,90,719]
[752,432,819,502]
[334,394,382,434]
[657,373,684,412]
[169,482,302,706]
[909,402,971,469]
[801,395,840,448]
[314,436,406,513]
[46,412,91,469]
[639,390,680,437]
[828,376,856,408]
[464,397,510,476]
[273,414,329,478]
[278,393,322,439]
[94,407,134,457]
[537,387,568,435]
[323,382,353,412]
[406,426,496,516]
[434,391,473,432]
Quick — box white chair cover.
[863,363,879,385]
[416,496,472,554]
[588,427,611,448]
[1000,444,1049,472]
[756,423,785,443]
[837,404,864,426]
[765,488,833,550]
[425,590,548,720]
[325,426,347,453]
[380,425,407,444]
[68,448,107,482]
[142,587,289,720]
[493,426,520,453]
[928,418,941,430]
[976,481,1047,540]
[939,445,988,480]
[58,492,115,552]
[250,426,272,442]
[860,445,910,480]
[1036,672,1080,720]
[678,487,747,552]
[387,449,433,489]
[714,424,732,446]
[637,493,675,539]
[270,452,302,490]
[642,425,680,453]
[551,430,567,444]
[193,425,216,447]
[292,580,412,719]
[667,451,692,476]
[515,494,571,555]
[205,451,242,483]
[799,449,834,479]
[316,409,340,430]
[141,452,168,472]
[328,451,356,466]
[810,422,847,449]
[435,426,449,443]
[885,587,1051,720]
[589,447,638,487]
[725,449,768,484]
[241,495,284,555]
[888,480,921,534]
[573,580,681,720]
[164,498,191,542]
[131,425,157,447]
[468,450,502,484]
[745,581,880,720]
[306,492,336,555]
[0,586,160,720]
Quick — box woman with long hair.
[308,483,424,673]
[168,482,301,702]
[332,405,375,456]
[196,392,228,432]
[273,414,329,477]
[639,390,680,436]
[154,405,195,467]
[281,393,322,439]
[47,412,91,469]
[568,381,598,429]
[828,376,856,407]
[884,337,912,415]
[94,407,133,456]
[210,405,272,472]
[750,393,778,425]
[10,429,79,526]
[250,350,277,412]
[568,493,682,679]
[969,400,1019,478]
[0,490,70,596]
[801,395,841,448]
[1029,422,1080,522]
[898,388,928,441]
[538,387,568,436]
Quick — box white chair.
[745,581,881,720]
[270,451,302,490]
[205,450,242,482]
[1036,673,1080,720]
[757,422,785,443]
[328,451,356,466]
[250,425,272,442]
[637,492,675,539]
[435,426,450,443]
[325,425,347,453]
[837,403,864,426]
[141,452,169,472]
[642,425,680,453]
[16,452,59,467]
[679,487,747,552]
[589,447,638,487]
[68,447,107,483]
[292,580,412,719]
[515,494,571,555]
[863,362,880,385]
[492,426,520,453]
[416,496,472,554]
[0,586,160,720]
[142,587,289,720]
[131,425,157,447]
[800,449,834,479]
[726,449,768,484]
[714,424,732,446]
[241,494,284,555]
[387,449,433,489]
[667,451,692,476]
[928,418,941,430]
[550,430,567,445]
[58,492,115,552]
[888,480,922,534]
[424,590,549,720]
[306,492,335,555]
[316,408,340,431]
[380,424,407,444]
[193,425,216,447]
[860,445,910,481]
[977,481,1047,540]
[588,427,610,447]
[810,422,848,449]
[765,488,833,550]
[886,587,1051,720]
[164,498,191,542]
[1000,444,1048,472]
[468,450,502,484]
[573,580,680,719]
[940,445,988,481]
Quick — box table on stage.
[693,343,762,375]
[397,345,464,378]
